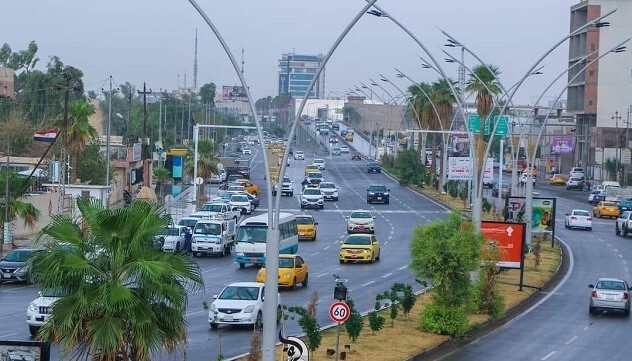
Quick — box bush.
[420,302,470,337]
[395,149,424,186]
[344,298,364,342]
[368,301,385,334]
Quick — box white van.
[601,181,620,189]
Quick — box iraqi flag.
[34,129,58,142]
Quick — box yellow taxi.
[304,164,320,176]
[255,254,308,289]
[339,234,380,264]
[549,174,568,185]
[593,201,619,218]
[235,179,259,196]
[295,214,318,241]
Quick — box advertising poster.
[506,197,556,235]
[481,221,525,269]
[447,157,493,182]
[551,136,575,154]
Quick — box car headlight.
[244,305,255,313]
[210,303,217,312]
[28,303,38,312]
[236,252,244,257]
[364,249,370,253]
[283,273,292,279]
[368,192,375,195]
[16,267,27,273]
[384,192,389,196]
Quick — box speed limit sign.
[329,301,351,323]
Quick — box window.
[590,44,596,51]
[588,70,594,77]
[588,100,593,106]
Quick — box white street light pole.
[105,76,113,208]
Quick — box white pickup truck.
[191,216,237,257]
[273,176,294,197]
[190,202,241,221]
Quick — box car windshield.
[351,212,372,219]
[296,151,304,155]
[278,258,295,269]
[295,217,314,225]
[369,185,386,192]
[194,223,222,235]
[308,173,322,179]
[596,280,626,290]
[344,236,371,245]
[303,189,321,195]
[590,190,600,195]
[41,288,69,298]
[231,195,249,202]
[573,210,591,217]
[368,162,379,166]
[218,286,260,300]
[159,227,180,236]
[283,177,291,182]
[201,204,223,212]
[228,186,245,192]
[3,250,33,262]
[320,183,335,189]
[603,202,617,207]
[620,198,632,204]
[177,219,198,229]
[236,225,267,243]
[314,159,324,164]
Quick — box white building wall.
[595,0,632,128]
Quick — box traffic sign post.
[329,301,351,361]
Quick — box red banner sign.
[481,221,525,269]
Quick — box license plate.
[251,258,258,263]
[224,315,233,321]
[1,273,10,279]
[351,255,358,258]
[36,316,45,322]
[377,197,382,200]
[605,294,616,301]
[359,225,364,229]
[299,232,305,236]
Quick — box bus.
[234,212,298,268]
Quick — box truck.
[191,216,237,257]
[605,187,632,202]
[190,201,241,221]
[235,159,251,179]
[219,157,238,179]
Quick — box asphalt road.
[440,179,631,360]
[0,128,448,360]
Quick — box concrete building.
[278,53,325,99]
[568,0,632,182]
[0,67,15,99]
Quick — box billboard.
[447,157,493,182]
[481,221,525,269]
[221,86,248,101]
[551,136,574,154]
[506,197,556,235]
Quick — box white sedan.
[565,209,592,231]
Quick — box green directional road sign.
[468,114,509,136]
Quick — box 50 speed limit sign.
[329,301,351,323]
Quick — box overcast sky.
[2,0,587,104]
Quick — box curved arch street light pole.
[365,4,481,225]
[188,1,377,359]
[522,40,629,249]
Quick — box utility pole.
[105,76,113,207]
[2,95,12,256]
[138,83,152,186]
[58,73,72,215]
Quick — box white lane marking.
[541,351,557,360]
[316,273,329,278]
[0,333,17,338]
[583,324,591,331]
[382,272,393,278]
[614,248,619,253]
[384,241,389,245]
[398,265,407,271]
[361,280,375,287]
[186,309,207,317]
[202,266,223,274]
[332,240,339,245]
[619,254,624,258]
[324,245,330,250]
[564,336,578,345]
[311,252,319,256]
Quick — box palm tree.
[407,82,433,155]
[0,172,40,238]
[431,79,457,189]
[64,100,98,184]
[153,166,172,201]
[184,139,218,201]
[466,65,501,172]
[30,197,203,360]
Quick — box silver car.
[589,278,631,316]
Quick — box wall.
[12,191,60,240]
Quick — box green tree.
[30,198,204,360]
[466,65,501,172]
[199,82,217,106]
[184,140,218,201]
[395,149,424,186]
[344,298,364,342]
[153,166,173,201]
[76,144,108,186]
[407,82,434,155]
[367,301,385,335]
[62,100,98,184]
[431,79,456,188]
[411,212,484,336]
[474,240,505,319]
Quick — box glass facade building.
[278,53,325,99]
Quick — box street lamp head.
[614,46,627,53]
[116,113,123,119]
[380,77,388,82]
[593,21,610,28]
[370,82,378,86]
[445,58,455,63]
[361,85,369,89]
[444,43,457,48]
[395,73,404,78]
[366,9,385,17]
[421,64,431,69]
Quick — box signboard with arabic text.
[447,157,493,182]
[481,221,525,269]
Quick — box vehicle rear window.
[596,280,626,290]
[573,210,590,217]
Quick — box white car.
[300,187,325,209]
[570,167,584,178]
[565,209,592,231]
[347,209,375,234]
[230,194,253,214]
[208,282,280,330]
[190,202,240,220]
[318,181,339,201]
[520,172,536,185]
[242,147,252,155]
[312,158,326,170]
[27,289,64,336]
[178,217,199,230]
[294,151,305,160]
[340,145,350,153]
[155,225,189,252]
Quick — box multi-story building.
[567,0,632,181]
[278,53,324,99]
